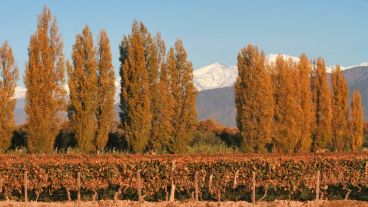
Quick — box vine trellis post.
[24,170,28,203]
[77,171,81,207]
[252,171,256,206]
[194,171,199,201]
[316,170,320,201]
[169,160,176,202]
[137,170,143,202]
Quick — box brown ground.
[0,200,367,207]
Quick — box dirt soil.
[0,200,367,207]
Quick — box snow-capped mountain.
[14,86,26,99]
[322,62,368,73]
[193,54,300,91]
[342,62,368,70]
[266,53,299,64]
[193,54,368,91]
[14,80,121,104]
[11,55,368,125]
[13,80,121,124]
[193,63,238,91]
[13,55,368,98]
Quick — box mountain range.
[13,54,368,127]
[195,56,368,127]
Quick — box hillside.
[196,65,368,127]
[196,86,235,127]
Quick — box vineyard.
[0,153,367,204]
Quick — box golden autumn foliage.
[197,119,226,134]
[2,7,365,155]
[145,33,160,151]
[165,49,178,149]
[149,35,175,152]
[295,54,313,152]
[169,40,198,153]
[0,42,18,152]
[197,119,239,136]
[118,22,197,154]
[331,65,349,151]
[271,56,300,153]
[24,6,66,153]
[119,22,152,153]
[234,45,273,153]
[67,26,98,153]
[311,58,332,151]
[96,30,115,151]
[349,90,364,151]
[149,61,174,152]
[142,30,173,152]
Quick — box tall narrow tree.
[148,34,174,152]
[169,40,198,153]
[311,58,332,151]
[331,65,349,151]
[145,32,160,151]
[119,22,152,153]
[349,90,364,151]
[295,54,313,152]
[234,45,274,152]
[25,6,66,153]
[0,42,18,152]
[272,56,300,153]
[95,30,115,152]
[67,26,98,152]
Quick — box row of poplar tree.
[0,7,197,153]
[0,7,365,154]
[235,45,365,153]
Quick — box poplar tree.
[272,56,300,153]
[148,34,174,152]
[295,54,313,152]
[311,58,332,151]
[349,90,364,151]
[169,40,198,153]
[145,32,160,151]
[234,45,273,152]
[119,22,152,153]
[95,30,115,152]
[67,26,98,152]
[331,65,349,151]
[25,6,66,153]
[0,42,18,152]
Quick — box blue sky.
[0,0,367,85]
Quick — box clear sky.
[0,0,367,85]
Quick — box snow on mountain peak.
[193,62,237,91]
[14,86,26,99]
[13,80,121,104]
[326,62,368,73]
[193,54,300,91]
[266,53,300,64]
[194,62,226,75]
[342,62,368,70]
[12,57,368,98]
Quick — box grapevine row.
[0,153,367,201]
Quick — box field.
[0,153,367,206]
[1,200,368,207]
